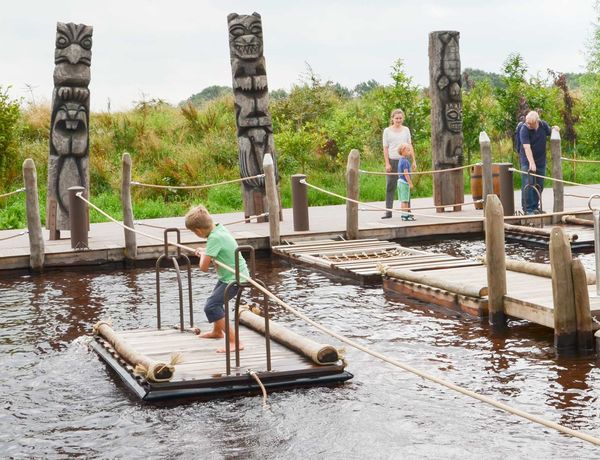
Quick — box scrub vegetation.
[1,43,600,229]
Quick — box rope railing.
[359,163,475,176]
[509,168,600,191]
[301,179,484,222]
[0,230,28,242]
[131,174,265,190]
[561,157,600,164]
[0,187,26,199]
[133,212,270,231]
[74,191,600,447]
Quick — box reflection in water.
[1,243,600,457]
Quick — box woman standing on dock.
[382,108,415,219]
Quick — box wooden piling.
[551,130,563,224]
[484,194,506,327]
[346,149,360,240]
[479,132,493,204]
[263,153,280,246]
[121,153,137,259]
[22,159,44,271]
[550,227,577,354]
[571,258,594,353]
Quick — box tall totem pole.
[227,12,279,222]
[428,30,464,212]
[47,22,93,239]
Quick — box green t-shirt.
[205,223,249,283]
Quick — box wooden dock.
[273,238,481,284]
[91,323,352,401]
[0,185,597,272]
[383,256,600,329]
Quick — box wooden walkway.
[383,265,600,329]
[0,184,597,272]
[91,323,351,401]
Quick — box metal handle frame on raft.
[155,228,194,331]
[523,171,543,226]
[223,245,272,376]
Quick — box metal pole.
[595,210,600,297]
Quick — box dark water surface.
[2,239,600,458]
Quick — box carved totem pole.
[428,31,464,212]
[47,22,93,239]
[227,12,279,221]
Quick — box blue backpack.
[514,121,524,154]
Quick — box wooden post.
[346,149,360,240]
[428,31,465,212]
[291,174,309,231]
[480,131,493,204]
[571,258,594,353]
[263,153,280,246]
[484,194,506,327]
[22,159,44,271]
[551,130,563,224]
[121,153,137,259]
[550,227,577,355]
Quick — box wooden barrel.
[470,164,500,209]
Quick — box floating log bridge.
[383,264,600,329]
[90,315,351,401]
[273,238,481,284]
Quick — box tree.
[0,86,21,181]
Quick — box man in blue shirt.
[518,110,560,214]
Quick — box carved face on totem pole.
[435,31,463,163]
[48,22,92,227]
[227,12,276,192]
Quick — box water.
[2,242,600,458]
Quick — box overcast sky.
[0,0,596,111]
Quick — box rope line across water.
[75,191,600,447]
[131,174,265,190]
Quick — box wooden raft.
[273,238,481,284]
[383,264,600,327]
[91,323,351,401]
[504,222,594,252]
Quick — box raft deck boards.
[91,324,352,401]
[505,223,594,251]
[383,264,600,328]
[273,239,481,284]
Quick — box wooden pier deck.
[1,184,596,272]
[383,264,600,329]
[91,323,351,401]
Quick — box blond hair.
[389,108,405,125]
[184,204,213,231]
[398,143,413,157]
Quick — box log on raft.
[504,223,578,241]
[561,215,594,227]
[93,321,180,382]
[239,308,340,365]
[380,265,488,298]
[482,257,596,285]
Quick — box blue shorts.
[204,280,239,323]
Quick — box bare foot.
[216,342,245,353]
[199,331,224,339]
[187,327,201,335]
